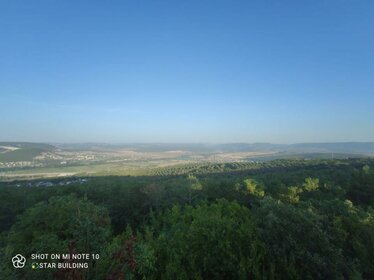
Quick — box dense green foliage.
[0,158,373,279]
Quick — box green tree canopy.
[145,199,264,279]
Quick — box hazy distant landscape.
[1,142,373,181]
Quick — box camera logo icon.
[12,254,26,268]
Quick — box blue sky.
[0,0,373,143]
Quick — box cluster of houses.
[15,178,88,188]
[0,161,40,168]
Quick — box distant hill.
[0,142,56,162]
[56,142,284,153]
[287,142,374,154]
[1,142,373,163]
[56,142,374,155]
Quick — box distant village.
[13,178,88,188]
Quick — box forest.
[0,158,373,279]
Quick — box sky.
[0,0,373,144]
